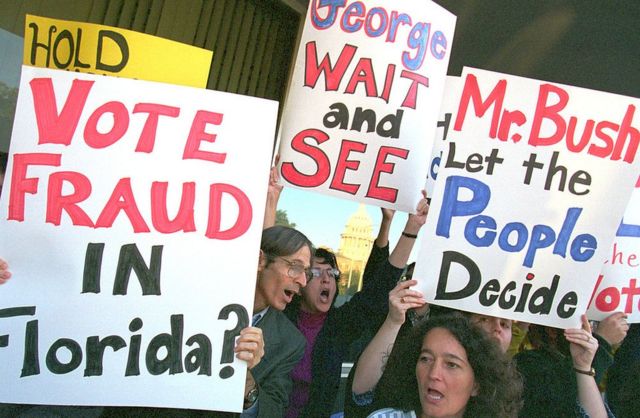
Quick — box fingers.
[581,314,592,333]
[0,259,11,285]
[389,280,425,307]
[235,327,265,369]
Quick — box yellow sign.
[23,14,213,88]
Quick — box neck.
[253,291,267,312]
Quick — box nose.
[428,360,443,381]
[490,318,502,334]
[296,271,307,288]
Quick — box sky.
[278,186,421,262]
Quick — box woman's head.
[300,247,341,314]
[376,313,522,418]
[255,226,314,311]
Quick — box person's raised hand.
[594,311,629,346]
[565,314,598,371]
[235,326,265,370]
[381,207,395,222]
[406,190,429,232]
[387,279,425,325]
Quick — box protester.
[0,224,310,417]
[348,286,514,417]
[592,311,630,384]
[282,200,430,418]
[606,323,640,418]
[365,313,522,418]
[514,315,614,418]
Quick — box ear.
[471,382,480,397]
[257,250,267,273]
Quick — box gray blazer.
[251,307,305,418]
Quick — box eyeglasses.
[310,267,340,280]
[277,257,312,281]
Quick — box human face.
[300,257,338,314]
[469,314,512,353]
[416,328,478,418]
[255,245,311,311]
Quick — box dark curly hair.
[374,313,522,418]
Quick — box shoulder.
[261,309,305,350]
[367,408,416,418]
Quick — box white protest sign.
[413,67,640,329]
[425,76,461,197]
[0,65,277,412]
[278,0,456,212]
[588,178,640,322]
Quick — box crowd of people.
[0,155,637,418]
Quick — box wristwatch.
[244,385,259,408]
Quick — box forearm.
[263,196,278,229]
[388,219,420,268]
[575,373,607,418]
[375,216,393,248]
[352,316,402,394]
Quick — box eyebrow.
[421,349,468,364]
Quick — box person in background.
[264,164,430,417]
[282,200,430,418]
[366,313,522,418]
[514,315,615,418]
[606,323,640,418]
[348,287,513,417]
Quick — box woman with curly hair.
[367,313,522,418]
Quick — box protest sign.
[588,177,640,322]
[0,65,277,411]
[277,0,456,212]
[24,15,213,88]
[425,76,460,197]
[413,67,640,328]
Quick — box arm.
[361,209,394,285]
[375,208,395,248]
[262,158,283,229]
[0,258,11,285]
[234,327,265,413]
[593,312,628,384]
[351,279,425,395]
[388,192,429,268]
[564,314,608,418]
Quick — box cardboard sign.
[425,76,460,197]
[588,178,640,322]
[24,15,213,88]
[0,66,277,411]
[413,67,640,329]
[277,0,456,212]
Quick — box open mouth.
[320,289,330,302]
[284,289,295,302]
[426,388,444,401]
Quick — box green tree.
[275,209,296,228]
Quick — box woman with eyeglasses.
[280,198,430,418]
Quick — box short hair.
[261,225,314,265]
[375,313,522,417]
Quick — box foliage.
[275,209,296,228]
